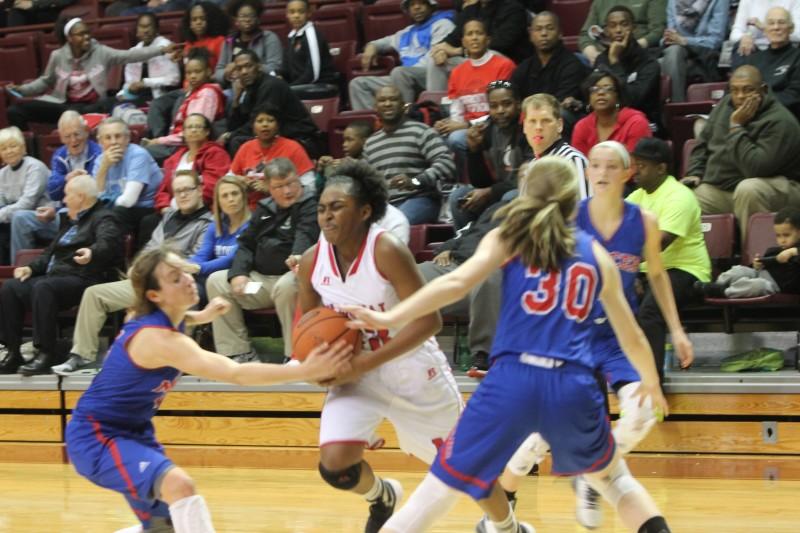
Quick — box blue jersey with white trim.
[72,309,183,429]
[490,231,603,368]
[576,199,645,339]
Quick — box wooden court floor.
[0,463,797,532]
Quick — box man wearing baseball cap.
[349,0,455,110]
[627,137,711,381]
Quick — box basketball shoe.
[573,475,603,529]
[365,478,403,533]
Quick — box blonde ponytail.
[495,156,578,271]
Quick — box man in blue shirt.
[91,117,163,234]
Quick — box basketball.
[291,307,361,361]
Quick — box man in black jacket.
[221,50,322,158]
[0,175,122,375]
[594,6,661,125]
[206,158,319,361]
[511,11,590,136]
[418,199,507,370]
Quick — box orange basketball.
[291,307,361,361]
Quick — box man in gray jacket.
[683,65,800,240]
[52,169,213,375]
[6,18,177,130]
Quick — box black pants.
[636,268,699,383]
[111,205,156,244]
[147,89,183,138]
[0,275,92,355]
[7,98,115,131]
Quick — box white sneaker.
[52,354,98,376]
[476,517,536,533]
[574,475,603,529]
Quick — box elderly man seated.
[11,111,102,262]
[0,175,123,375]
[744,6,800,117]
[683,65,800,240]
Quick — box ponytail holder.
[64,17,82,38]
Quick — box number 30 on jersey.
[521,264,598,322]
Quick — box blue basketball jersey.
[490,231,603,369]
[72,310,183,429]
[576,199,645,338]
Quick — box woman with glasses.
[571,70,652,158]
[157,114,232,215]
[230,105,315,209]
[215,0,284,86]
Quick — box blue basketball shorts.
[430,356,615,500]
[594,336,641,390]
[66,417,174,528]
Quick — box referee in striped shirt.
[517,93,590,200]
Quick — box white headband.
[64,18,82,38]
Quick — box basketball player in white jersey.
[296,160,463,533]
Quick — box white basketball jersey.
[310,224,443,361]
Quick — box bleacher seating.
[703,213,800,332]
[362,1,411,44]
[302,96,341,132]
[0,34,40,85]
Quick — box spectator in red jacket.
[571,69,652,157]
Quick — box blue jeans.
[448,184,477,230]
[397,196,441,225]
[11,210,58,263]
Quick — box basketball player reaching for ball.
[66,247,353,533]
[295,160,463,533]
[498,141,695,529]
[347,157,672,533]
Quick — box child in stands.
[696,207,800,298]
[281,0,339,97]
[316,120,374,180]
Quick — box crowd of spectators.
[0,0,798,381]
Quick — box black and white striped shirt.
[531,139,590,199]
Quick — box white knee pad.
[613,382,657,455]
[506,433,549,476]
[584,459,644,508]
[382,473,460,532]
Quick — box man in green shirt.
[628,138,711,380]
[579,0,667,65]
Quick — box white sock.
[491,504,519,533]
[364,476,384,502]
[168,495,216,533]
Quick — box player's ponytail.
[495,156,578,272]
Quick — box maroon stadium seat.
[0,34,40,85]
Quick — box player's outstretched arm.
[129,328,353,385]
[595,242,669,416]
[640,211,694,369]
[346,228,508,332]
